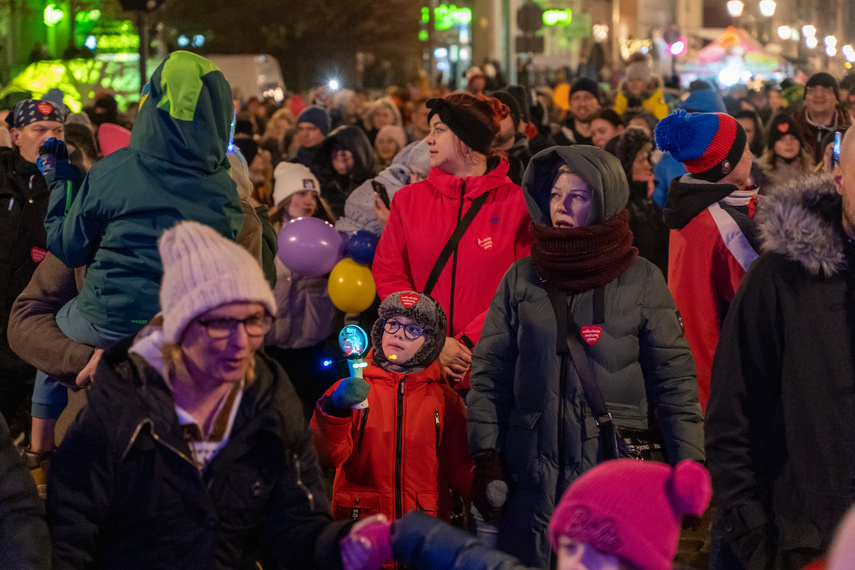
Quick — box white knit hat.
[158,221,277,343]
[272,162,320,208]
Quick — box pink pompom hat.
[548,460,712,570]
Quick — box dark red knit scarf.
[530,210,639,292]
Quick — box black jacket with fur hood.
[706,174,855,569]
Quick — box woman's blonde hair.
[362,98,403,131]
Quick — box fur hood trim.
[756,173,846,276]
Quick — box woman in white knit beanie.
[45,221,386,569]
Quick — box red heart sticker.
[778,122,789,133]
[399,293,420,308]
[37,102,53,116]
[580,326,602,345]
[31,247,46,263]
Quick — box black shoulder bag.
[546,284,666,463]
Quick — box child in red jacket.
[311,291,474,525]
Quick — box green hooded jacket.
[44,51,243,335]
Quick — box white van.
[207,54,286,102]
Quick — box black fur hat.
[371,291,448,370]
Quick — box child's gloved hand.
[37,137,82,188]
[332,376,370,409]
[471,449,508,522]
[340,514,392,570]
[37,137,69,178]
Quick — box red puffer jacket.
[310,351,474,523]
[372,160,532,388]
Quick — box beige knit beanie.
[158,221,276,343]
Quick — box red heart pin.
[778,122,789,133]
[580,326,602,345]
[399,293,420,308]
[37,102,53,116]
[31,247,46,263]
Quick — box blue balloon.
[346,230,379,266]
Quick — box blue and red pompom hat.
[654,110,747,182]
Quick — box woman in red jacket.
[311,292,474,527]
[371,94,532,388]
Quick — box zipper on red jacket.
[449,181,465,333]
[357,407,370,453]
[394,376,407,519]
[434,412,440,458]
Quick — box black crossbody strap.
[423,189,493,296]
[546,284,612,425]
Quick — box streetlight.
[843,45,855,62]
[806,36,818,49]
[726,0,744,17]
[777,25,791,40]
[802,25,816,38]
[825,35,837,47]
[759,0,776,17]
[826,46,837,57]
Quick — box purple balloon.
[277,217,343,276]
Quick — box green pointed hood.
[130,51,233,172]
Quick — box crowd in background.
[3,46,855,570]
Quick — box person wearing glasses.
[310,291,475,547]
[46,221,385,569]
[794,72,852,164]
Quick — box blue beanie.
[297,105,331,136]
[681,89,726,114]
[655,110,746,182]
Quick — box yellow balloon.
[328,258,377,313]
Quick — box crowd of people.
[3,47,855,569]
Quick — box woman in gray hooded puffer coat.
[467,145,704,568]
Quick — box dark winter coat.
[47,336,350,570]
[0,148,48,369]
[0,413,50,569]
[706,174,855,569]
[504,133,532,186]
[467,147,705,567]
[314,126,376,219]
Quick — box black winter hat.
[766,113,805,151]
[570,77,602,103]
[804,72,840,101]
[491,90,522,131]
[371,291,448,371]
[505,85,532,123]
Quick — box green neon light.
[434,5,472,31]
[0,58,163,113]
[421,7,430,23]
[76,9,102,23]
[44,4,64,27]
[419,30,429,41]
[543,9,572,26]
[96,33,140,51]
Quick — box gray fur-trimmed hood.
[756,173,846,276]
